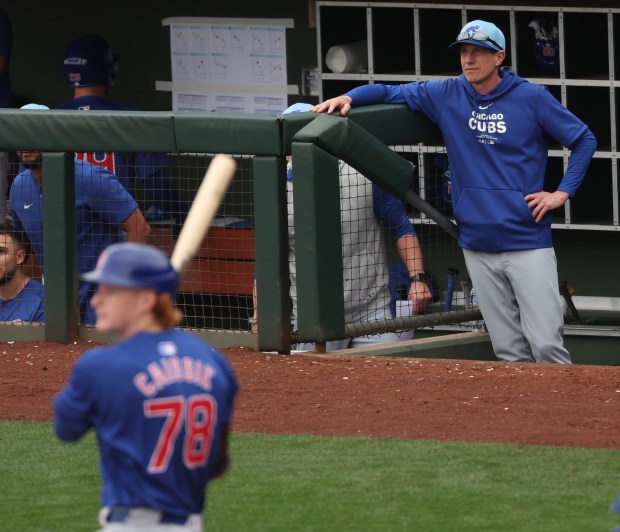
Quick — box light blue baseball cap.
[282,102,314,114]
[20,103,50,110]
[449,20,505,52]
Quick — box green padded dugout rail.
[344,104,443,146]
[0,106,445,345]
[278,104,443,150]
[42,153,79,342]
[253,156,292,353]
[280,109,320,155]
[292,142,345,344]
[0,109,176,152]
[0,105,442,156]
[174,112,281,155]
[293,113,415,200]
[0,109,285,155]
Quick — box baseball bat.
[170,154,237,274]
[444,267,459,311]
[460,275,472,309]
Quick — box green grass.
[1,422,619,531]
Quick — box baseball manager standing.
[53,242,239,531]
[313,20,597,364]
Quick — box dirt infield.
[1,339,619,449]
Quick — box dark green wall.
[555,231,620,298]
[2,1,615,110]
[2,1,317,111]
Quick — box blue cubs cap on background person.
[282,102,314,114]
[63,35,120,88]
[449,20,505,52]
[81,242,179,294]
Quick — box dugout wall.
[0,106,482,353]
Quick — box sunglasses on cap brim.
[457,31,503,51]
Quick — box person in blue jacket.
[53,242,238,531]
[58,35,189,228]
[0,223,44,323]
[313,20,597,364]
[251,103,432,350]
[9,108,151,325]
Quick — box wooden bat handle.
[170,154,237,273]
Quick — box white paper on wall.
[161,17,295,113]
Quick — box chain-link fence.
[0,107,485,350]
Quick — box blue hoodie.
[346,71,597,252]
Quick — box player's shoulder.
[509,77,555,109]
[497,70,542,94]
[170,329,223,355]
[409,76,461,99]
[11,169,33,184]
[57,96,134,111]
[90,97,134,111]
[9,172,35,201]
[514,77,545,94]
[170,330,235,369]
[24,277,44,292]
[73,158,115,179]
[56,100,78,110]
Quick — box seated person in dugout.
[58,35,189,227]
[0,223,44,323]
[251,103,432,351]
[9,106,151,324]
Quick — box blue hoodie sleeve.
[557,129,597,197]
[345,84,407,106]
[53,353,97,441]
[372,185,416,239]
[345,81,449,125]
[535,88,597,197]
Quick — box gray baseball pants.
[463,247,570,364]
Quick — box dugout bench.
[148,225,255,296]
[21,224,256,331]
[148,224,256,330]
[24,226,256,296]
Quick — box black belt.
[107,507,188,525]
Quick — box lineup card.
[162,17,294,113]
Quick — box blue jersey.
[56,95,170,182]
[346,71,597,252]
[0,7,12,108]
[287,164,415,240]
[0,278,44,322]
[372,184,415,240]
[9,160,138,323]
[53,329,239,516]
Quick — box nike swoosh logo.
[479,104,493,110]
[24,203,33,209]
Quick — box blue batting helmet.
[81,243,179,294]
[63,35,120,87]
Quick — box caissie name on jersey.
[133,356,216,397]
